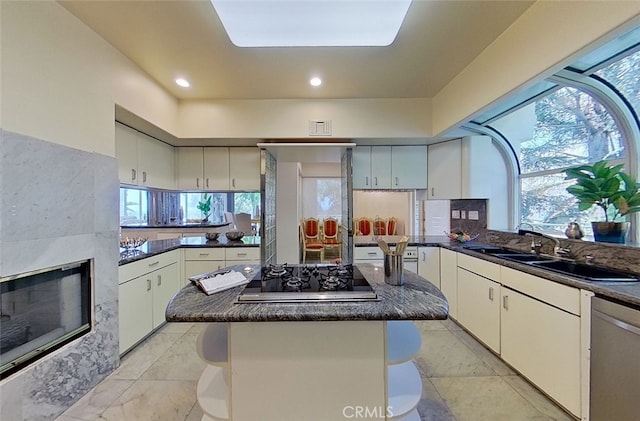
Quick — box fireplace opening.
[1,260,91,379]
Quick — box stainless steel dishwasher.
[590,296,640,420]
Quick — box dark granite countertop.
[119,236,260,265]
[451,244,640,308]
[353,235,451,247]
[121,222,232,229]
[165,264,449,322]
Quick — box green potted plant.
[197,193,212,223]
[564,160,640,243]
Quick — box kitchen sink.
[528,260,640,282]
[493,253,556,263]
[462,245,524,255]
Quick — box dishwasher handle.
[593,309,640,336]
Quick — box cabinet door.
[229,147,260,191]
[352,147,372,189]
[457,268,500,353]
[501,287,581,416]
[418,247,440,288]
[115,123,140,185]
[391,146,427,189]
[370,146,391,189]
[185,260,225,281]
[439,248,457,319]
[427,140,461,199]
[138,133,175,190]
[119,274,153,354]
[152,263,179,329]
[204,147,230,190]
[176,147,204,189]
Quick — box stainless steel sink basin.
[529,260,640,282]
[494,253,556,263]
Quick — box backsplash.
[450,199,488,235]
[0,130,120,420]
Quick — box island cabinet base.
[229,321,387,421]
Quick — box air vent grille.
[308,120,332,136]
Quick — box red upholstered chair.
[354,217,372,236]
[373,218,387,236]
[302,217,321,239]
[300,223,324,263]
[322,217,341,260]
[386,217,398,235]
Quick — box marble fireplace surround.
[0,130,120,420]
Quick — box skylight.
[210,0,412,47]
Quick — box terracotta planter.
[591,221,629,244]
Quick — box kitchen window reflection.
[119,187,148,225]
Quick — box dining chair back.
[354,217,372,236]
[302,217,321,239]
[322,217,341,260]
[300,224,324,263]
[234,212,254,235]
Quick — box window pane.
[233,192,261,217]
[119,187,148,225]
[302,178,342,220]
[519,87,624,174]
[595,48,640,120]
[180,193,227,224]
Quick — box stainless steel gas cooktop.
[236,263,378,303]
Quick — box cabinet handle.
[148,261,160,267]
[142,171,147,183]
[132,169,136,181]
[395,176,398,186]
[196,177,200,188]
[157,274,161,286]
[206,178,209,188]
[232,178,236,188]
[367,252,377,256]
[488,287,494,301]
[365,176,369,186]
[431,187,434,197]
[199,253,209,256]
[374,176,378,186]
[237,252,247,257]
[421,251,425,260]
[502,295,509,310]
[147,279,152,291]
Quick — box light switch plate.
[469,210,479,220]
[451,210,460,219]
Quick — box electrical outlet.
[469,210,479,220]
[451,210,460,219]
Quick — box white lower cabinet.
[184,248,225,284]
[225,247,260,266]
[456,267,501,353]
[353,246,384,265]
[119,250,180,354]
[439,248,458,319]
[500,286,581,417]
[417,246,440,288]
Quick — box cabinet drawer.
[225,247,259,261]
[119,249,179,284]
[457,253,501,280]
[500,267,580,315]
[184,248,225,261]
[354,247,384,260]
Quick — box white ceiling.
[60,0,534,101]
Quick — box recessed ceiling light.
[310,77,322,87]
[175,78,190,88]
[211,0,412,47]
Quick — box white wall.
[353,191,412,235]
[433,1,640,135]
[276,162,303,263]
[1,1,178,156]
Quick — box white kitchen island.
[166,264,448,421]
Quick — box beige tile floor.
[57,319,574,421]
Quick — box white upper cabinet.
[115,122,175,190]
[177,147,260,191]
[427,136,493,200]
[390,146,427,189]
[353,145,426,190]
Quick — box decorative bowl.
[205,232,220,241]
[446,231,479,243]
[225,231,245,241]
[120,236,147,250]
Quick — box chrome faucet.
[517,229,571,257]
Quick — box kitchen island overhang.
[166,264,447,421]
